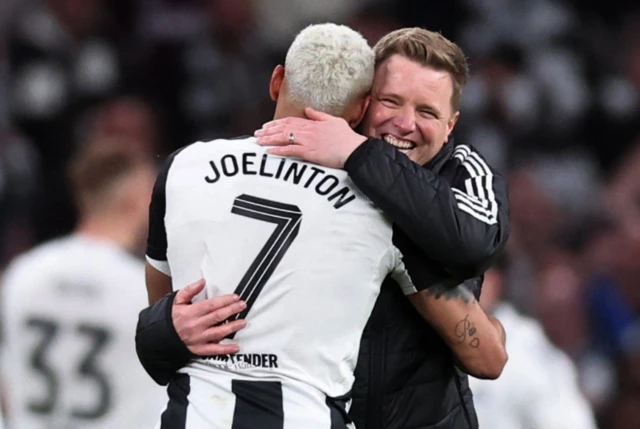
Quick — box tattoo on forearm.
[425,282,477,304]
[454,314,480,348]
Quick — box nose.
[391,106,416,133]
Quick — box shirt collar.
[423,136,455,173]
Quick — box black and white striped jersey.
[136,136,510,429]
[146,137,415,402]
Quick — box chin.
[407,150,429,165]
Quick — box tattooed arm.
[407,281,508,379]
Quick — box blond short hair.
[284,23,374,116]
[374,28,469,111]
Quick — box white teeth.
[383,134,415,150]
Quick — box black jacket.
[345,138,509,284]
[342,138,508,429]
[351,276,481,429]
[136,138,509,428]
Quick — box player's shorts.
[154,369,353,429]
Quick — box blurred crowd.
[0,0,639,428]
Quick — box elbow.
[454,231,509,277]
[469,347,508,380]
[459,342,508,380]
[449,248,496,279]
[479,348,508,380]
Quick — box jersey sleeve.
[146,150,182,276]
[387,246,417,296]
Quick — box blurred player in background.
[0,139,165,429]
[469,255,597,429]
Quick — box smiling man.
[135,27,510,429]
[254,28,510,429]
[256,29,468,166]
[363,51,463,164]
[257,27,507,280]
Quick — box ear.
[269,65,285,102]
[347,95,371,128]
[445,111,460,142]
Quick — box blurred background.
[0,0,638,428]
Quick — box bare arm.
[145,262,173,305]
[408,283,508,379]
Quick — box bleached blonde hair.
[284,23,374,116]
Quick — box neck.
[273,102,305,120]
[75,214,138,254]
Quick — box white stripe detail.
[456,201,498,225]
[452,145,499,225]
[461,149,484,177]
[453,190,497,222]
[146,255,172,276]
[390,246,417,295]
[452,189,491,211]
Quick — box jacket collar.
[423,136,455,173]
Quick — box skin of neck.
[75,209,141,255]
[272,98,307,120]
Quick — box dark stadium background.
[1,1,639,428]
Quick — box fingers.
[259,117,312,130]
[254,123,285,137]
[190,293,241,317]
[188,320,247,355]
[266,146,308,159]
[202,319,247,343]
[177,307,245,344]
[191,342,241,356]
[174,279,205,305]
[304,107,334,121]
[255,132,295,147]
[199,300,247,326]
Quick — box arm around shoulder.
[346,139,509,278]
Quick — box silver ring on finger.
[288,132,295,144]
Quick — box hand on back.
[172,279,247,356]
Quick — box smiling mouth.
[382,134,416,151]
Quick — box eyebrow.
[373,89,393,99]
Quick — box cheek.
[364,103,393,136]
[416,121,442,145]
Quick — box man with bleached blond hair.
[143,23,418,429]
[138,26,511,429]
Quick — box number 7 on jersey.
[225,194,302,339]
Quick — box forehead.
[373,55,454,112]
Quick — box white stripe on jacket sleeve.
[451,145,498,225]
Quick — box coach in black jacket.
[137,28,509,429]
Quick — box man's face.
[361,54,460,165]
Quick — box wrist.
[342,135,370,169]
